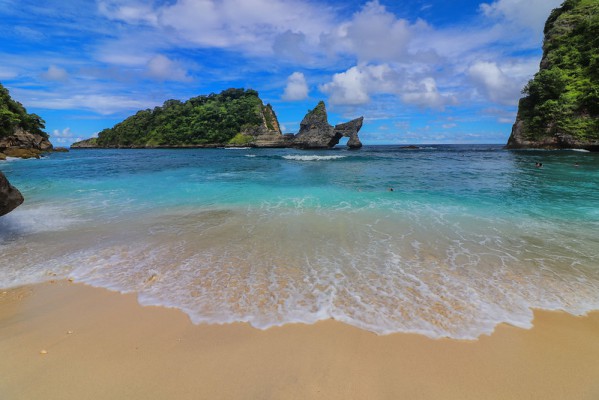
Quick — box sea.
[1,145,598,339]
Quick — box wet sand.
[1,281,598,399]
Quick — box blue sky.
[0,0,563,145]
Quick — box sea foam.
[282,155,347,161]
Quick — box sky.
[0,0,564,146]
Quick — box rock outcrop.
[506,0,599,150]
[291,102,363,149]
[0,128,54,158]
[0,171,24,217]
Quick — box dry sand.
[1,281,599,400]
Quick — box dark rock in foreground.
[0,171,24,217]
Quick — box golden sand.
[1,281,598,399]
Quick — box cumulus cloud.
[41,65,68,82]
[330,0,415,63]
[282,72,309,101]
[51,127,85,144]
[146,55,191,82]
[468,61,523,105]
[320,64,455,110]
[320,64,395,105]
[99,0,334,54]
[401,77,456,110]
[480,0,563,34]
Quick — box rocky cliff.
[506,0,599,150]
[1,82,54,158]
[0,128,54,159]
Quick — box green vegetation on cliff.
[93,88,275,147]
[0,83,46,138]
[517,0,599,141]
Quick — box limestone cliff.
[507,0,599,150]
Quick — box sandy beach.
[0,281,598,399]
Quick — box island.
[72,89,363,150]
[506,0,599,150]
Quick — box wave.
[568,148,590,153]
[283,155,347,161]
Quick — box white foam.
[0,204,82,234]
[568,148,590,152]
[283,155,347,161]
[225,147,251,150]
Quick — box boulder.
[0,171,24,217]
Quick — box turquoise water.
[1,145,598,339]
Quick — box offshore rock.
[334,117,363,149]
[290,101,364,149]
[0,171,24,217]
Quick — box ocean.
[1,145,598,339]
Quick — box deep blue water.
[1,145,598,338]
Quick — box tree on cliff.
[511,0,598,145]
[0,83,47,139]
[92,88,273,147]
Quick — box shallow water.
[1,145,598,338]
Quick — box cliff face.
[0,128,53,159]
[507,0,599,150]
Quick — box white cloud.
[468,61,522,105]
[320,64,395,105]
[282,72,309,101]
[52,127,72,138]
[321,65,455,110]
[330,0,415,63]
[98,1,158,25]
[100,0,334,54]
[13,88,155,115]
[480,0,563,34]
[0,67,18,80]
[401,77,456,110]
[146,55,192,82]
[50,127,86,145]
[41,65,68,82]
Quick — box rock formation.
[290,101,360,149]
[246,101,363,149]
[0,171,24,217]
[72,94,364,150]
[0,128,54,159]
[506,0,599,150]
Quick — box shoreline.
[2,281,599,399]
